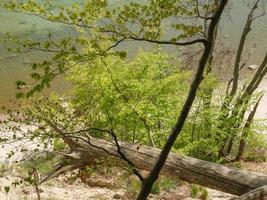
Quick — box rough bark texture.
[41,137,267,197]
[135,1,229,199]
[230,186,267,200]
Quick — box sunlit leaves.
[15,80,26,89]
[0,0,219,101]
[0,0,219,149]
[107,0,204,40]
[68,51,190,144]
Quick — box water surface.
[0,0,266,107]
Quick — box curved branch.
[129,36,207,46]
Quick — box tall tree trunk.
[234,94,263,161]
[219,53,267,157]
[135,1,228,199]
[217,0,263,158]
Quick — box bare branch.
[107,129,144,182]
[105,38,125,52]
[229,0,261,97]
[129,36,207,46]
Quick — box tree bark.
[218,0,264,158]
[40,136,267,197]
[234,94,263,161]
[136,1,228,199]
[230,186,267,200]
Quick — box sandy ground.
[0,176,124,200]
[0,173,234,200]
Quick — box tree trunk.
[235,94,263,161]
[235,139,246,161]
[230,186,267,200]
[135,1,229,199]
[41,136,267,197]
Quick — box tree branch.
[136,1,228,199]
[129,36,207,46]
[230,0,261,97]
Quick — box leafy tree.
[68,51,190,146]
[3,0,266,199]
[0,0,227,199]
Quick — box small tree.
[2,0,266,199]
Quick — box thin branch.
[229,0,261,97]
[226,78,233,95]
[105,38,125,52]
[195,0,214,20]
[240,44,257,70]
[129,36,207,46]
[51,124,144,181]
[13,10,95,29]
[100,58,155,147]
[107,129,144,182]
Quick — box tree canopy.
[1,0,267,199]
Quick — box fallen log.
[230,186,267,200]
[41,136,267,197]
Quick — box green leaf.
[4,186,10,193]
[15,80,26,89]
[32,63,38,70]
[43,41,50,49]
[16,92,24,99]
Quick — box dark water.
[0,0,266,107]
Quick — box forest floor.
[0,161,266,200]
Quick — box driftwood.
[41,136,267,198]
[231,186,267,200]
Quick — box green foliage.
[172,74,223,161]
[0,0,211,99]
[159,177,177,192]
[200,187,209,200]
[0,2,266,200]
[124,176,177,197]
[244,125,267,162]
[4,186,10,193]
[0,2,266,194]
[191,184,209,200]
[0,164,8,178]
[125,176,141,197]
[53,138,66,151]
[68,50,190,145]
[22,152,60,175]
[191,184,199,198]
[0,0,230,161]
[151,181,160,194]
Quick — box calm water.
[0,0,266,107]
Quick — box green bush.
[200,187,209,200]
[191,184,199,198]
[151,181,160,194]
[159,177,177,192]
[21,152,60,175]
[191,184,209,199]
